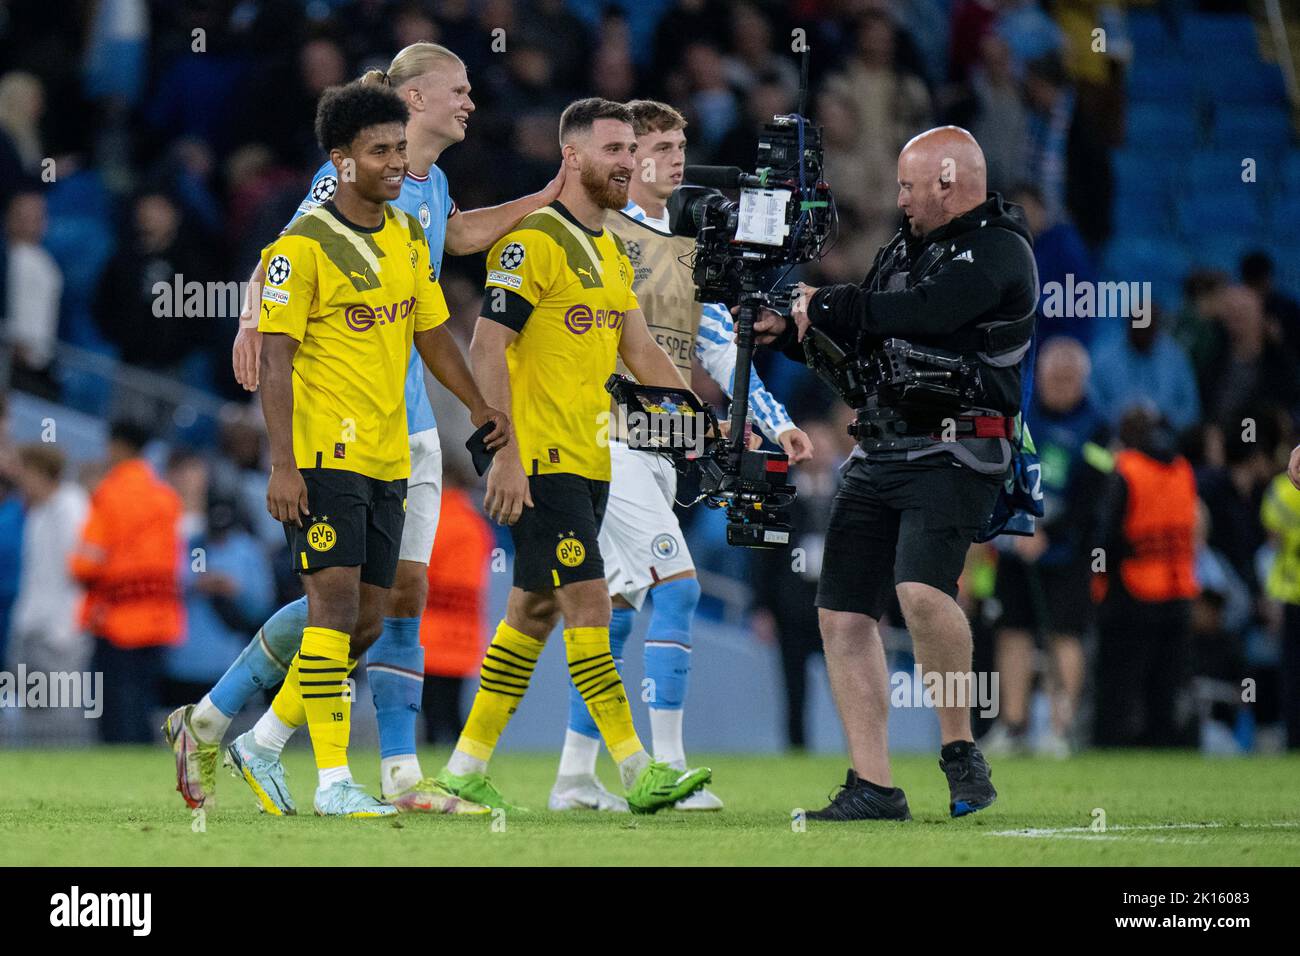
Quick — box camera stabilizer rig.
[604,373,796,548]
[631,49,834,548]
[802,328,988,453]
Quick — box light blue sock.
[566,606,634,739]
[644,577,699,712]
[367,617,424,759]
[208,596,306,717]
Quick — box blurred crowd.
[0,0,1297,753]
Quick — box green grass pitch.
[1,748,1297,866]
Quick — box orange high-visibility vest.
[1114,449,1199,602]
[420,488,494,677]
[69,458,184,647]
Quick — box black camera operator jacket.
[793,193,1038,419]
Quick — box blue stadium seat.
[1127,104,1201,148]
[1278,151,1300,191]
[1101,236,1193,287]
[1272,246,1300,301]
[1181,14,1259,58]
[1202,62,1287,106]
[1112,148,1164,184]
[1176,193,1264,237]
[1148,278,1183,311]
[1185,151,1260,192]
[1114,187,1173,234]
[1113,147,1177,191]
[1188,236,1260,275]
[1126,11,1173,55]
[1213,107,1294,150]
[1268,194,1300,234]
[1127,58,1197,104]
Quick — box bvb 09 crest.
[307,521,337,552]
[555,536,585,567]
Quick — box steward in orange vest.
[420,486,493,678]
[71,456,184,648]
[71,421,184,744]
[1093,408,1199,747]
[419,477,494,744]
[1112,449,1199,602]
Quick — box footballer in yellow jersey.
[259,201,447,484]
[253,83,506,818]
[435,99,712,816]
[483,202,637,483]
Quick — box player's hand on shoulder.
[484,454,532,526]
[539,162,566,203]
[472,405,511,451]
[233,323,263,392]
[266,465,309,526]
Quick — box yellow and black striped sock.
[270,653,307,729]
[294,626,352,771]
[566,626,644,764]
[455,621,544,763]
[271,654,357,732]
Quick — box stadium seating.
[1126,103,1201,149]
[1176,193,1265,238]
[1107,7,1298,298]
[1101,236,1192,282]
[1268,193,1300,234]
[1126,58,1196,106]
[1124,11,1173,55]
[1213,107,1295,151]
[1202,61,1287,107]
[1181,13,1261,57]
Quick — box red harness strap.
[927,416,1015,440]
[971,415,1015,439]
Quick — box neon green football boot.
[434,766,529,813]
[626,761,712,815]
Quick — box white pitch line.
[988,822,1300,840]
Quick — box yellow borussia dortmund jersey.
[1261,473,1300,604]
[483,202,638,481]
[258,202,448,482]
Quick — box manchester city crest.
[651,533,679,560]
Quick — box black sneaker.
[939,741,997,817]
[805,769,911,821]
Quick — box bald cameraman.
[755,127,1038,820]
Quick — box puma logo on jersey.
[575,266,595,282]
[350,270,373,286]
